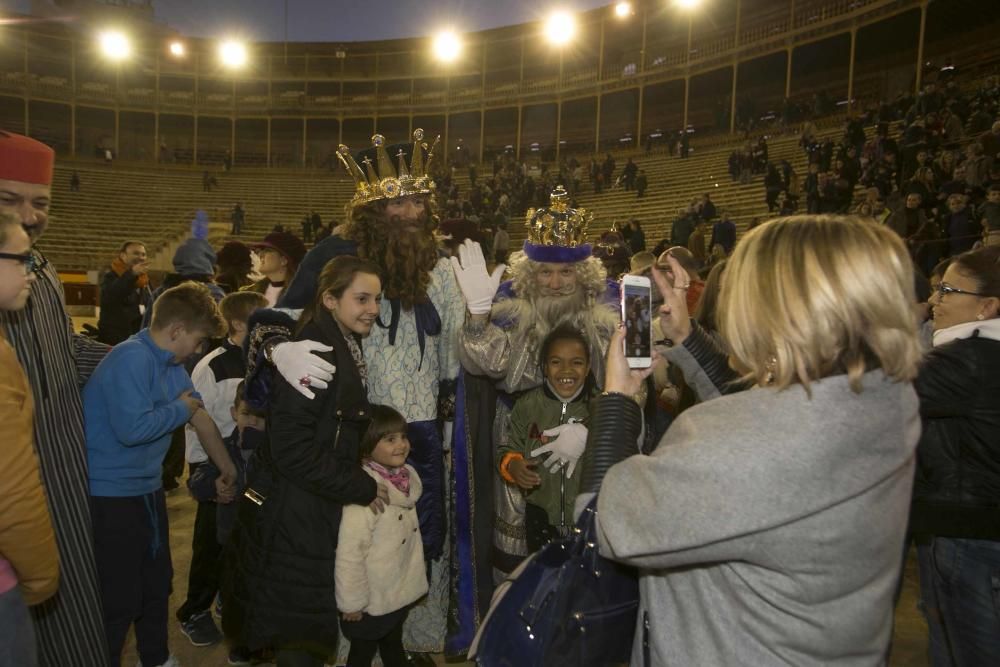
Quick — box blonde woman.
[579,216,923,665]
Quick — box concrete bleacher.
[45,163,355,271]
[42,113,866,274]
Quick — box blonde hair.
[219,291,268,333]
[719,215,921,393]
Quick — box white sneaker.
[137,655,181,667]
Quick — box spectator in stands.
[980,185,1000,246]
[635,169,648,198]
[626,220,646,252]
[70,170,80,192]
[680,130,690,159]
[310,211,322,238]
[202,171,217,193]
[594,231,631,280]
[602,153,616,186]
[582,216,921,667]
[964,142,993,190]
[687,220,707,268]
[943,194,979,256]
[700,193,717,222]
[765,163,783,212]
[97,240,154,346]
[0,132,110,665]
[0,216,59,667]
[246,231,307,307]
[493,221,510,265]
[300,214,313,243]
[215,241,254,294]
[910,246,1000,667]
[710,214,737,256]
[979,121,1000,162]
[671,208,695,248]
[622,158,638,191]
[230,202,245,235]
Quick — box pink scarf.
[365,460,410,497]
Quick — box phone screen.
[623,283,652,359]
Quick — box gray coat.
[596,370,919,666]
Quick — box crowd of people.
[2,70,1000,667]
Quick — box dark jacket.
[222,311,377,652]
[911,335,1000,540]
[97,268,152,345]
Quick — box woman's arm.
[268,374,377,506]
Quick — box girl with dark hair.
[224,255,388,667]
[336,405,428,667]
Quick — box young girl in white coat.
[336,405,429,667]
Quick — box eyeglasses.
[935,283,986,298]
[0,251,42,275]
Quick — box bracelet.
[600,391,633,399]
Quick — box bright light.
[674,0,702,8]
[614,2,633,18]
[545,10,577,46]
[98,30,131,61]
[432,30,462,63]
[219,40,248,68]
[169,41,185,57]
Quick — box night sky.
[14,0,612,42]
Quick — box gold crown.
[524,186,592,247]
[336,129,440,208]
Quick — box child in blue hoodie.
[84,281,238,667]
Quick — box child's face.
[167,324,210,364]
[230,400,266,434]
[323,272,382,337]
[544,338,590,399]
[988,190,1000,204]
[0,224,35,311]
[369,431,410,469]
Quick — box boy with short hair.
[84,281,238,667]
[177,291,267,647]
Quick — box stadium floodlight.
[545,10,577,46]
[432,30,462,63]
[98,30,131,61]
[614,2,634,18]
[169,41,186,57]
[674,0,703,9]
[219,40,248,68]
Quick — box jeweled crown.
[337,129,440,208]
[524,186,592,248]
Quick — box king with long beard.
[447,187,620,654]
[235,132,465,664]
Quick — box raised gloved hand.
[449,239,506,315]
[272,339,336,399]
[531,422,589,479]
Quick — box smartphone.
[621,274,652,368]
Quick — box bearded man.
[447,186,619,653]
[239,131,464,662]
[0,131,110,664]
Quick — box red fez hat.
[0,131,55,185]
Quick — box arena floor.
[113,484,931,667]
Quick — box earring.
[977,313,986,321]
[764,356,777,386]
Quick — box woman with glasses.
[910,245,1000,666]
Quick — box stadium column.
[230,80,236,165]
[637,7,647,143]
[154,49,159,163]
[914,0,928,93]
[595,18,605,154]
[682,15,692,130]
[302,118,307,167]
[266,118,272,168]
[730,0,741,134]
[71,39,76,157]
[22,34,28,136]
[114,64,121,158]
[846,27,857,111]
[480,46,487,165]
[785,48,793,100]
[194,52,200,166]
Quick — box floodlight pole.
[847,27,857,111]
[914,1,928,93]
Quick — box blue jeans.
[918,537,1000,667]
[0,586,37,667]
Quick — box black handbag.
[470,498,639,666]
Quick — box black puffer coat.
[910,334,1000,539]
[222,311,377,652]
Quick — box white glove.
[272,339,336,399]
[449,239,506,315]
[531,422,588,479]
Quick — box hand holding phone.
[621,274,652,368]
